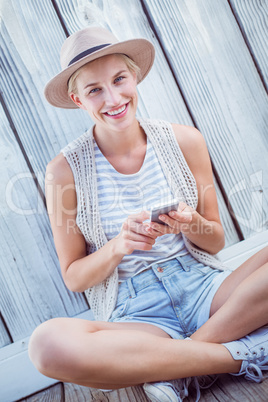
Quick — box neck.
[93,119,146,157]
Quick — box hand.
[114,211,159,256]
[145,202,194,236]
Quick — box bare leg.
[28,318,240,389]
[191,246,268,343]
[28,247,268,389]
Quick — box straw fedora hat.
[44,26,155,109]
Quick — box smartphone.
[150,199,180,225]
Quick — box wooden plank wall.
[142,0,268,239]
[0,0,267,401]
[0,0,91,369]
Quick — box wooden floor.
[1,0,268,401]
[19,375,268,401]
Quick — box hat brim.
[44,38,155,109]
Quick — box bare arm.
[46,155,156,292]
[145,125,225,255]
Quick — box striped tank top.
[94,137,187,282]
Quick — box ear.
[69,93,86,109]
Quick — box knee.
[28,317,100,377]
[28,318,66,376]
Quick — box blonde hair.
[67,54,141,95]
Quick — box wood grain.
[18,375,268,402]
[143,0,268,238]
[53,0,194,125]
[0,102,88,342]
[1,1,268,400]
[0,0,93,178]
[53,0,240,245]
[185,374,268,402]
[0,0,241,245]
[229,0,268,91]
[19,383,63,402]
[64,383,149,401]
[0,317,11,348]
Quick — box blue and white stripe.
[94,138,187,281]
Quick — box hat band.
[68,44,111,66]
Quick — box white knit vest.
[61,118,227,321]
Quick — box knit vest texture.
[61,118,227,321]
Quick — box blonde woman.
[29,27,268,401]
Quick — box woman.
[29,26,268,401]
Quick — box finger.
[132,241,155,251]
[155,215,181,232]
[168,210,192,224]
[125,220,154,237]
[148,214,188,234]
[144,225,162,238]
[133,234,156,245]
[122,226,156,244]
[147,221,172,235]
[128,210,150,223]
[129,235,156,248]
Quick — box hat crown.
[60,27,119,69]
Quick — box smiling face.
[69,54,139,136]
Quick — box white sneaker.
[222,325,268,383]
[143,377,200,402]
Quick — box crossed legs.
[28,246,268,389]
[192,245,268,343]
[29,319,240,389]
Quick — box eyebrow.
[83,69,129,90]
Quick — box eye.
[114,76,124,84]
[89,88,100,95]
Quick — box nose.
[104,86,121,107]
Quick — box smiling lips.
[105,103,128,117]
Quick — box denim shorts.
[109,254,232,339]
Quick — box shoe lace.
[235,348,268,383]
[245,349,268,383]
[191,377,201,402]
[198,374,219,390]
[144,375,216,402]
[172,377,201,402]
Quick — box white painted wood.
[0,0,93,176]
[0,0,240,248]
[0,310,94,402]
[51,0,194,124]
[53,0,240,245]
[229,0,268,90]
[0,104,88,342]
[218,230,268,269]
[144,0,268,238]
[1,1,267,401]
[215,180,240,245]
[0,319,11,349]
[0,348,58,402]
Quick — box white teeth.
[107,105,126,116]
